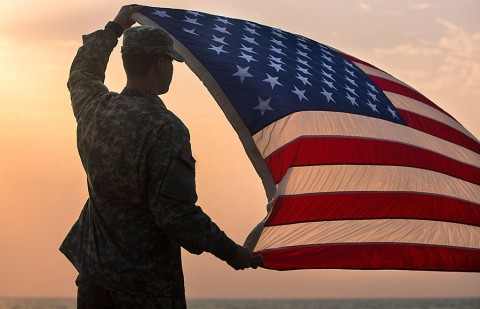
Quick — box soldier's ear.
[153,58,163,73]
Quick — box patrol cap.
[121,25,185,62]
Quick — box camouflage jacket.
[60,27,237,298]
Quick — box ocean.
[0,298,479,309]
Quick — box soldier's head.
[121,25,184,95]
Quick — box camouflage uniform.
[60,25,237,307]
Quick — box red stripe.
[264,137,480,185]
[265,192,480,227]
[369,76,454,119]
[342,53,458,125]
[341,53,382,71]
[398,109,480,154]
[256,244,480,272]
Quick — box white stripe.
[385,91,479,143]
[354,63,478,144]
[254,219,480,251]
[354,62,415,90]
[252,111,480,168]
[277,165,480,204]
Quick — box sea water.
[0,297,479,308]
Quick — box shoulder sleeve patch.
[179,148,196,172]
[159,147,197,204]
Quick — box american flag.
[134,7,480,271]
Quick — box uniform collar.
[121,87,157,98]
[121,87,166,108]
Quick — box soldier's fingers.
[124,4,143,15]
[253,255,263,269]
[117,4,142,18]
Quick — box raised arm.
[67,5,142,120]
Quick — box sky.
[0,0,479,299]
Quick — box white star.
[269,55,285,64]
[322,48,334,56]
[322,54,333,63]
[212,35,228,45]
[244,27,259,35]
[367,82,378,93]
[271,38,286,47]
[320,88,335,103]
[242,35,259,45]
[208,44,228,55]
[321,62,334,72]
[297,42,311,50]
[272,31,286,39]
[254,97,273,116]
[297,35,308,42]
[269,46,286,55]
[246,21,260,28]
[322,78,337,89]
[367,90,378,102]
[297,50,311,59]
[186,10,204,17]
[213,25,231,34]
[346,93,358,106]
[184,16,202,26]
[238,52,257,63]
[268,61,286,73]
[263,74,283,89]
[321,70,333,80]
[343,59,355,68]
[345,76,356,85]
[345,68,356,77]
[232,65,253,84]
[182,28,199,36]
[296,58,312,68]
[295,73,312,86]
[152,10,171,18]
[367,100,379,113]
[345,85,357,96]
[292,86,308,102]
[297,66,312,76]
[240,44,257,54]
[215,17,232,25]
[387,106,399,119]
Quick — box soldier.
[60,5,258,308]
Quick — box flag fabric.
[133,7,480,272]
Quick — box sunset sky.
[0,0,479,299]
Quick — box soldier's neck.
[126,75,159,96]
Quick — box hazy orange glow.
[1,0,479,298]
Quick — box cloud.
[435,19,480,58]
[373,19,480,92]
[381,10,402,16]
[407,2,432,10]
[358,2,371,12]
[374,44,442,57]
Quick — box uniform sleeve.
[146,123,237,261]
[67,28,119,121]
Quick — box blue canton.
[141,7,406,134]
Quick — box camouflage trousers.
[75,274,187,308]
